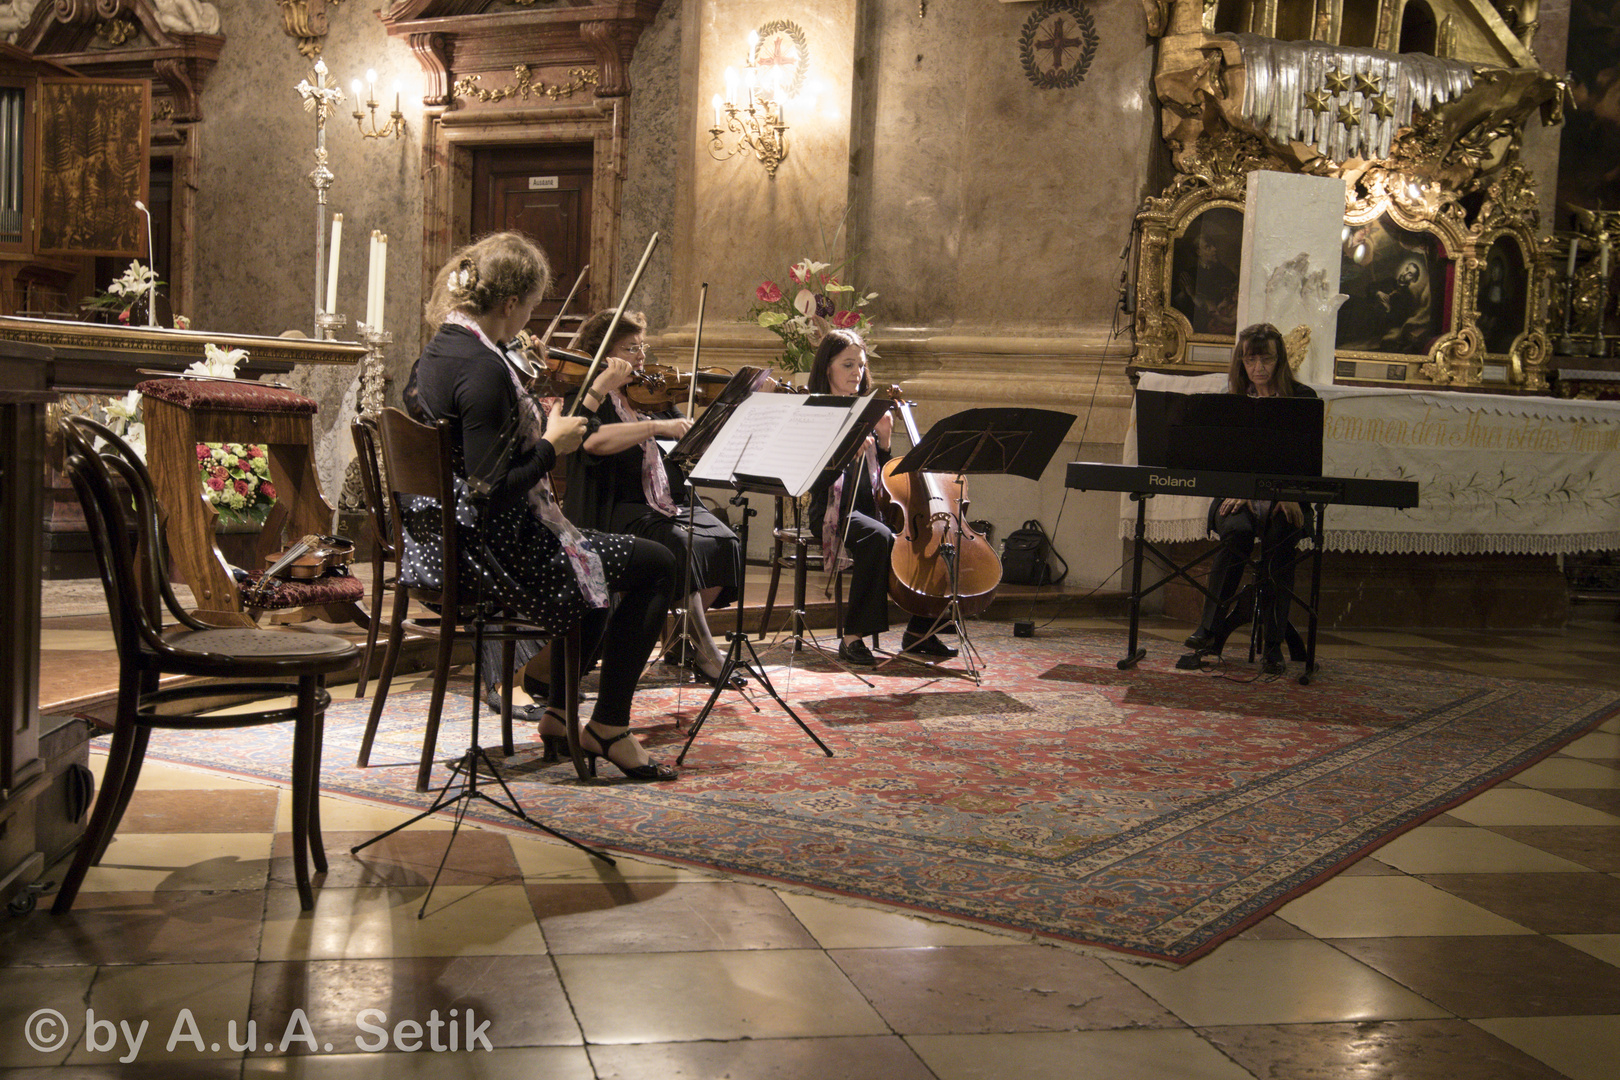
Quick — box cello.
[880,393,1002,621]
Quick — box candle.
[747,30,758,65]
[324,213,342,314]
[724,67,738,105]
[712,94,722,128]
[366,68,377,106]
[1567,235,1581,281]
[366,230,380,328]
[376,233,388,334]
[1602,239,1611,287]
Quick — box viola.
[244,533,355,607]
[622,364,736,411]
[880,393,1002,620]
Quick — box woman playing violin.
[398,232,677,781]
[805,329,956,666]
[563,309,745,688]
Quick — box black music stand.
[880,408,1076,682]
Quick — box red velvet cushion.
[138,378,318,415]
[242,572,365,611]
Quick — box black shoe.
[1261,650,1286,676]
[901,633,958,659]
[580,726,677,782]
[837,638,876,666]
[1183,630,1218,651]
[691,662,748,690]
[522,671,550,700]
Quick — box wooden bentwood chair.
[354,408,590,791]
[55,416,358,913]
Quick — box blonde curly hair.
[425,232,551,330]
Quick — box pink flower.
[245,445,263,458]
[260,482,276,501]
[756,281,782,303]
[207,476,226,492]
[789,262,808,285]
[234,479,251,496]
[196,444,210,460]
[211,466,228,482]
[118,308,130,324]
[832,310,860,329]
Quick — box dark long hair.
[1228,322,1298,396]
[806,329,869,395]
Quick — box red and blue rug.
[143,627,1620,963]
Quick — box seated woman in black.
[1182,322,1316,674]
[562,309,743,687]
[805,329,955,666]
[399,231,677,780]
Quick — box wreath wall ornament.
[1019,1,1100,91]
[752,19,809,98]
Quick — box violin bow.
[686,282,708,416]
[567,233,660,417]
[539,263,590,352]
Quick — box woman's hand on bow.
[543,399,588,455]
[592,357,635,396]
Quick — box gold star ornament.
[1337,102,1361,128]
[1305,88,1333,114]
[1354,72,1382,97]
[1324,68,1350,94]
[1368,92,1395,119]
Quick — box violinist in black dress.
[398,232,677,780]
[563,309,744,687]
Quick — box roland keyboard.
[1065,462,1418,509]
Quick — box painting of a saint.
[1337,215,1449,355]
[1171,207,1242,337]
[1476,235,1528,355]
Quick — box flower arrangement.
[747,257,878,373]
[199,442,277,527]
[81,261,163,324]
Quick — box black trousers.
[549,536,674,726]
[839,510,945,643]
[1194,504,1306,653]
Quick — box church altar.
[1128,372,1620,557]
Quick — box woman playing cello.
[805,329,957,665]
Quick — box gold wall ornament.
[708,23,807,179]
[450,65,598,104]
[351,71,404,140]
[96,18,138,46]
[278,0,345,60]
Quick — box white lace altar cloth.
[1123,373,1620,556]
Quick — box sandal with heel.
[536,708,570,763]
[580,726,677,782]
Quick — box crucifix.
[295,58,345,338]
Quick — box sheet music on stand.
[686,391,893,498]
[665,366,772,471]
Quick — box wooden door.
[471,144,593,336]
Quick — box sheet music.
[689,392,880,496]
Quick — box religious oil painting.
[1336,214,1450,356]
[1556,0,1620,217]
[1477,234,1529,356]
[1170,207,1242,338]
[36,79,149,258]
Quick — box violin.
[244,533,355,607]
[879,390,1002,620]
[622,364,735,411]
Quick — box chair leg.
[563,628,589,781]
[53,670,145,913]
[416,622,459,792]
[354,569,387,699]
[308,678,328,876]
[759,537,786,638]
[289,676,318,910]
[357,584,411,767]
[791,539,810,652]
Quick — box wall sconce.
[352,70,404,140]
[709,30,790,178]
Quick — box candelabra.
[296,59,345,338]
[357,323,391,417]
[352,71,405,140]
[709,47,790,178]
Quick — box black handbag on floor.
[1000,519,1067,586]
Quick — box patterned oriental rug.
[142,627,1620,964]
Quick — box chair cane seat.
[161,626,359,663]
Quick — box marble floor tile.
[116,788,279,834]
[268,829,523,891]
[247,955,580,1053]
[1363,826,1591,874]
[906,1028,1256,1080]
[66,962,255,1064]
[1485,826,1620,871]
[74,832,273,894]
[238,1045,595,1079]
[775,890,1012,949]
[1336,856,1404,876]
[88,753,273,793]
[273,795,454,834]
[505,834,714,883]
[0,966,97,1067]
[527,880,818,953]
[1443,788,1620,828]
[1418,871,1620,934]
[1197,1018,1567,1079]
[1471,1015,1620,1080]
[259,885,547,962]
[553,950,889,1043]
[1541,788,1620,817]
[1106,939,1448,1027]
[1508,757,1620,790]
[0,1062,245,1078]
[1,890,268,967]
[831,944,1179,1035]
[589,1035,937,1080]
[1551,933,1620,968]
[1330,935,1620,1017]
[1560,731,1620,759]
[1274,874,1536,937]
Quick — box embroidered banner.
[1126,374,1620,555]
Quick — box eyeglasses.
[616,342,648,357]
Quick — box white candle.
[724,67,738,105]
[324,213,342,314]
[376,233,388,334]
[712,94,722,127]
[366,230,380,328]
[1567,235,1581,280]
[1602,239,1611,287]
